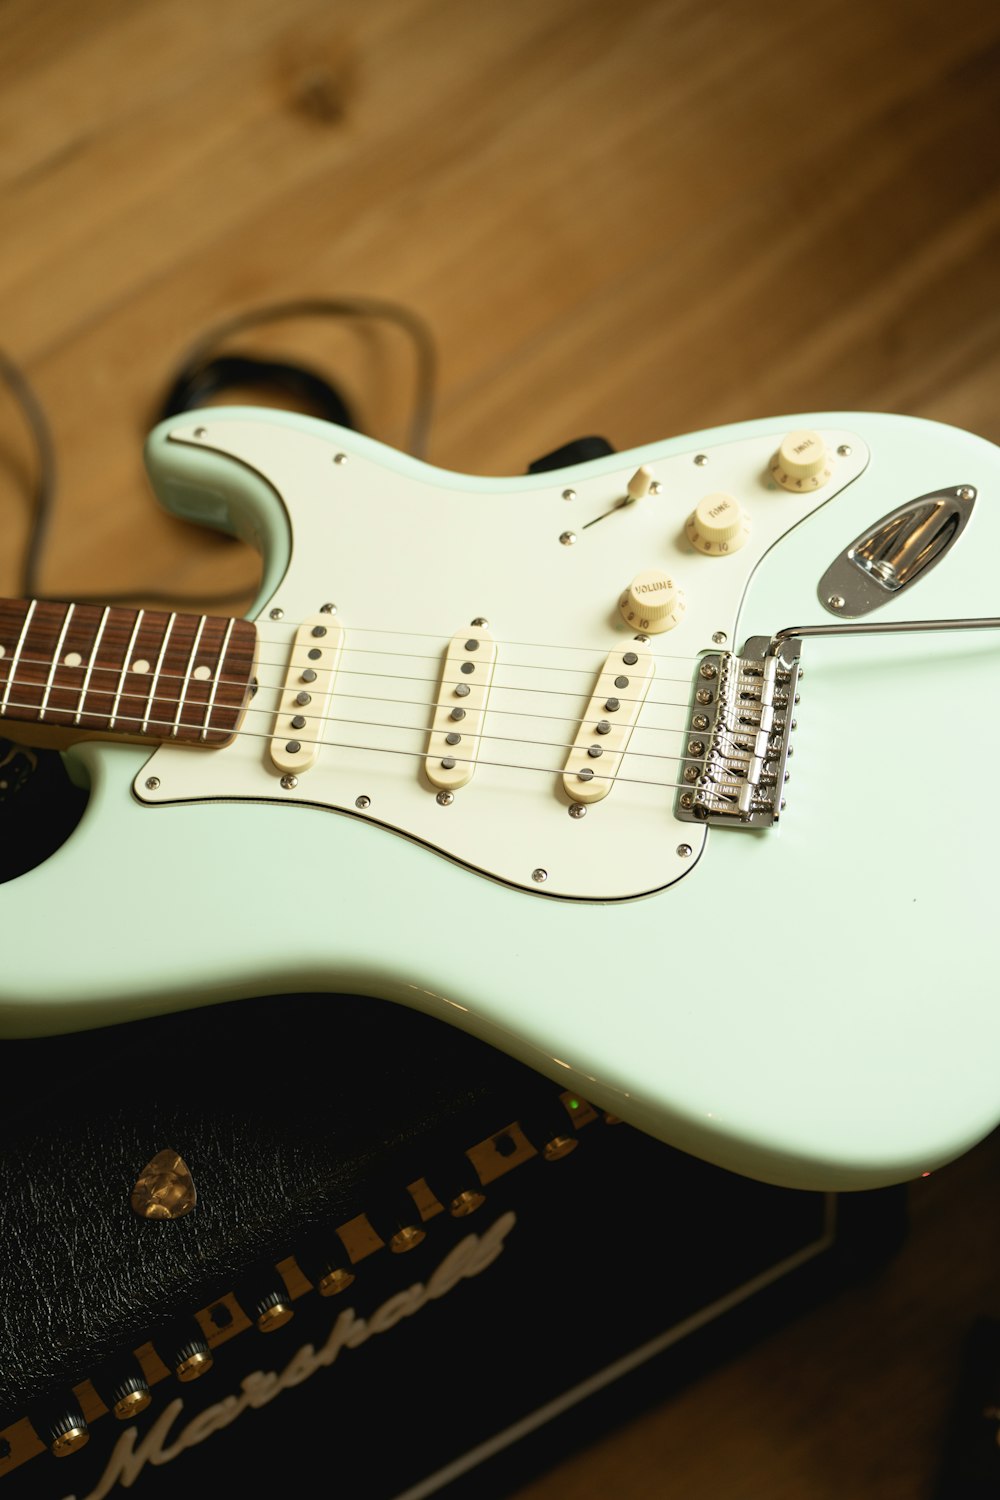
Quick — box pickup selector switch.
[769,430,832,492]
[618,569,685,634]
[685,492,750,555]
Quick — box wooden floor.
[3,1,1000,1494]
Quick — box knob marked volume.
[618,569,685,634]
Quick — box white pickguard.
[135,420,868,899]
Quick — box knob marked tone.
[686,492,750,555]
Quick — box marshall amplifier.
[0,744,905,1500]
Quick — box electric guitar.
[1,407,997,1193]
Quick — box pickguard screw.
[568,803,587,819]
[355,795,371,809]
[712,631,727,645]
[471,617,489,627]
[699,662,717,679]
[827,594,845,609]
[560,531,577,546]
[269,607,284,620]
[531,868,548,883]
[333,452,348,465]
[436,790,454,806]
[837,444,852,457]
[280,774,298,790]
[679,792,694,809]
[320,602,337,614]
[193,427,207,438]
[634,634,650,644]
[676,843,693,858]
[694,454,708,467]
[145,776,160,790]
[649,481,662,495]
[562,488,576,501]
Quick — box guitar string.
[0,691,728,792]
[0,643,702,690]
[2,602,710,666]
[0,636,708,686]
[0,650,719,718]
[251,624,705,666]
[0,688,728,768]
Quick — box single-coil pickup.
[561,643,655,804]
[425,627,497,791]
[269,614,345,774]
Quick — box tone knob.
[685,493,750,555]
[769,429,832,491]
[618,569,685,634]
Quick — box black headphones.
[151,296,438,457]
[156,350,354,427]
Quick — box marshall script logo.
[64,1212,517,1500]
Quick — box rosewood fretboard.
[0,599,257,746]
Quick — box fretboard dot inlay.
[0,599,256,747]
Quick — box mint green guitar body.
[1,407,997,1192]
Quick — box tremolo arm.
[678,614,999,830]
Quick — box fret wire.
[0,692,697,790]
[39,602,74,720]
[0,689,703,769]
[109,610,145,729]
[74,606,110,724]
[172,614,207,737]
[4,648,697,700]
[0,599,37,716]
[33,670,699,735]
[142,613,177,733]
[202,617,236,741]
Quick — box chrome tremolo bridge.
[675,613,1000,830]
[676,635,802,829]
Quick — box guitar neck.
[0,598,257,747]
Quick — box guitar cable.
[0,295,438,607]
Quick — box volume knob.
[769,430,832,491]
[618,569,685,634]
[686,493,750,555]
